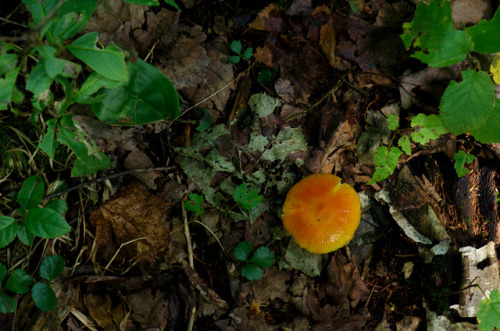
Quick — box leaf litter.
[4,0,500,330]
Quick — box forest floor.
[1,0,500,330]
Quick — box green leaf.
[5,269,33,294]
[0,292,16,314]
[164,0,180,10]
[242,47,253,60]
[466,7,500,54]
[439,70,495,135]
[470,101,500,143]
[26,61,52,97]
[229,55,241,64]
[386,114,399,131]
[0,216,18,249]
[241,264,263,281]
[478,289,500,331]
[38,118,58,159]
[249,246,274,268]
[454,150,475,177]
[37,45,65,79]
[22,0,59,27]
[195,108,212,132]
[0,263,6,284]
[233,241,252,262]
[122,0,159,5]
[257,68,274,85]
[17,223,35,246]
[31,283,57,311]
[184,193,204,216]
[230,40,242,55]
[73,72,122,104]
[45,199,68,215]
[398,135,411,155]
[400,0,473,67]
[39,255,65,281]
[0,50,20,110]
[232,183,263,212]
[25,208,71,239]
[18,175,45,209]
[410,114,448,144]
[91,60,180,124]
[367,146,403,184]
[248,93,282,118]
[67,32,128,82]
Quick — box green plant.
[477,288,500,331]
[453,150,475,177]
[233,241,275,281]
[229,40,253,64]
[184,193,204,216]
[232,183,263,212]
[402,0,500,143]
[0,255,64,313]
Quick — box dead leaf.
[123,150,161,190]
[84,294,124,330]
[249,4,287,32]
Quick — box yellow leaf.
[490,53,500,85]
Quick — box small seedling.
[233,241,275,281]
[184,193,204,216]
[232,183,263,212]
[454,150,475,177]
[477,288,500,331]
[367,146,402,184]
[229,40,253,64]
[32,255,65,311]
[0,264,33,313]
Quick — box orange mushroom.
[281,174,361,254]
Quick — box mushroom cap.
[281,174,361,254]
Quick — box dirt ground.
[1,0,500,330]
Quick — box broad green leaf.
[467,7,500,53]
[17,223,35,246]
[37,45,65,79]
[230,40,242,55]
[39,255,65,281]
[0,263,6,284]
[91,60,180,124]
[0,50,20,110]
[454,150,475,177]
[229,55,240,64]
[249,246,274,268]
[241,264,263,281]
[439,71,495,135]
[73,72,123,104]
[26,61,52,97]
[50,0,98,41]
[46,199,68,215]
[248,93,281,118]
[233,241,252,262]
[471,101,500,143]
[38,118,58,159]
[478,289,500,331]
[367,146,402,184]
[386,114,399,131]
[401,0,473,67]
[0,292,16,313]
[410,114,448,145]
[25,208,71,239]
[67,32,127,82]
[398,135,411,155]
[164,0,180,10]
[31,283,57,311]
[184,193,204,216]
[0,216,18,249]
[18,175,45,209]
[22,0,58,26]
[5,269,33,294]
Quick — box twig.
[42,166,176,201]
[103,237,146,275]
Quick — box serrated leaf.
[5,269,33,294]
[229,55,241,64]
[0,216,18,249]
[242,47,253,60]
[241,264,263,281]
[262,127,307,162]
[411,113,448,144]
[25,208,71,239]
[0,292,16,314]
[249,246,274,268]
[67,32,127,82]
[91,60,179,124]
[386,114,399,131]
[229,40,242,55]
[367,146,402,184]
[31,283,57,312]
[401,0,473,67]
[454,150,475,177]
[234,241,252,261]
[232,183,263,212]
[398,135,411,155]
[467,7,500,54]
[18,175,45,210]
[478,289,500,331]
[470,101,500,143]
[184,193,204,216]
[248,93,281,117]
[439,71,495,135]
[39,255,65,281]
